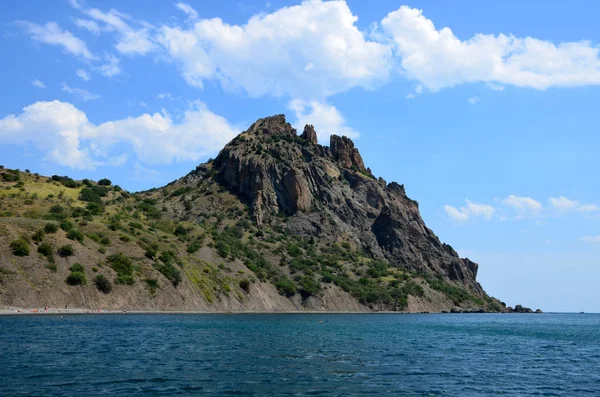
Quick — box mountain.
[0,115,506,313]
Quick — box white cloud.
[502,195,543,218]
[380,6,600,91]
[485,83,505,91]
[0,100,239,169]
[578,204,600,213]
[76,69,91,81]
[155,0,391,98]
[68,0,83,9]
[548,196,579,211]
[74,19,101,35]
[61,83,100,101]
[157,92,174,100]
[32,79,46,88]
[580,236,600,244]
[468,96,480,104]
[96,54,122,78]
[444,205,469,222]
[85,8,156,55]
[0,101,93,168]
[406,93,415,99]
[288,99,358,143]
[18,21,95,60]
[175,3,199,21]
[444,199,495,222]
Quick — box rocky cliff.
[0,115,505,313]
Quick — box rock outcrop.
[211,114,488,297]
[301,124,318,144]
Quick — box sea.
[1,313,599,396]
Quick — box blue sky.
[1,0,599,312]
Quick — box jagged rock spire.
[300,124,318,144]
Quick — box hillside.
[0,115,506,313]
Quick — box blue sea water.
[1,313,599,396]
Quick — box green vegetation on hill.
[0,156,501,312]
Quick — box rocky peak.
[301,124,318,144]
[329,135,366,172]
[246,114,296,136]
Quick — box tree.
[97,178,112,186]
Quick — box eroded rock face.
[330,135,366,172]
[301,124,318,144]
[212,114,484,295]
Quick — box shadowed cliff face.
[212,115,483,293]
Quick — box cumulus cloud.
[380,6,600,92]
[76,69,91,81]
[468,96,480,104]
[444,205,470,222]
[548,196,600,218]
[155,0,391,98]
[31,79,46,88]
[0,100,238,169]
[61,83,99,101]
[548,196,579,211]
[288,99,358,142]
[444,199,495,222]
[502,195,543,218]
[17,21,95,60]
[578,204,600,213]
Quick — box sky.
[1,0,599,312]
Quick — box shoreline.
[0,307,558,316]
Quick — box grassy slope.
[0,166,502,312]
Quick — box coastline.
[1,307,555,316]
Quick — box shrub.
[45,263,58,272]
[69,263,84,272]
[107,253,133,276]
[298,276,321,297]
[94,275,112,294]
[145,248,157,259]
[187,241,202,254]
[44,223,58,233]
[239,279,250,293]
[32,230,45,243]
[60,221,74,232]
[79,185,109,203]
[154,262,181,287]
[174,224,187,238]
[86,202,104,215]
[66,272,86,286]
[115,275,135,285]
[49,205,64,214]
[286,244,302,257]
[145,278,159,292]
[159,251,176,264]
[100,237,110,245]
[97,178,112,186]
[67,229,85,243]
[58,244,75,257]
[51,175,79,188]
[38,242,54,259]
[119,235,131,242]
[10,239,30,256]
[275,277,297,297]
